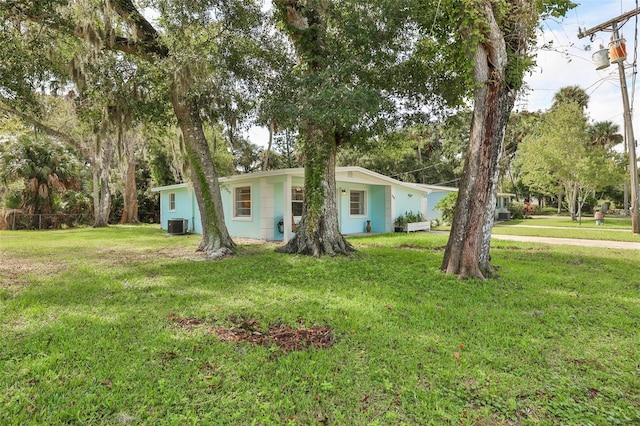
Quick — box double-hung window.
[234,186,252,219]
[350,190,366,216]
[292,187,304,217]
[169,193,176,212]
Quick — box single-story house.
[415,183,514,222]
[151,166,513,242]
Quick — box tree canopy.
[517,102,625,219]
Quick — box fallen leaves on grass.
[398,244,446,251]
[167,313,206,330]
[168,313,334,353]
[216,321,334,352]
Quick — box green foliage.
[508,201,541,219]
[394,210,426,227]
[517,100,625,219]
[552,85,589,110]
[147,138,179,187]
[434,192,458,224]
[338,112,470,186]
[0,3,76,112]
[1,227,639,424]
[0,134,81,215]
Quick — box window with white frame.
[234,186,252,218]
[292,187,304,217]
[350,189,366,216]
[169,193,176,212]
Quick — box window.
[234,186,251,218]
[169,193,176,212]
[350,190,366,216]
[292,187,304,217]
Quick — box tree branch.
[108,0,169,57]
[0,102,87,155]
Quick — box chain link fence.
[2,212,91,230]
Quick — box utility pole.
[579,8,640,234]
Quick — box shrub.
[394,211,426,228]
[434,192,457,224]
[509,202,526,219]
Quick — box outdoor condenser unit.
[167,218,188,235]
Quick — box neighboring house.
[416,183,515,222]
[151,166,514,242]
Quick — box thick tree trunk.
[273,0,353,257]
[441,3,513,279]
[120,153,139,224]
[92,138,113,227]
[170,83,235,258]
[276,127,354,257]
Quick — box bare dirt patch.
[168,313,335,353]
[0,237,272,292]
[0,256,69,292]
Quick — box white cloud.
[523,0,640,144]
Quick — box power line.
[389,161,446,178]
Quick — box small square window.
[169,193,176,212]
[234,186,251,218]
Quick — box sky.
[249,1,640,147]
[521,0,640,143]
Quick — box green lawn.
[502,217,632,229]
[491,217,640,242]
[1,226,639,425]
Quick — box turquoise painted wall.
[157,176,436,238]
[393,187,423,222]
[272,181,284,241]
[336,184,388,234]
[159,186,201,234]
[369,185,386,233]
[425,191,451,221]
[221,181,262,239]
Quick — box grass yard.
[1,226,639,425]
[503,217,633,229]
[492,217,640,243]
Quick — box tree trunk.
[441,3,513,279]
[262,119,274,171]
[273,0,353,257]
[120,139,139,224]
[92,137,113,227]
[170,83,235,258]
[276,126,353,257]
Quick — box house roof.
[414,183,515,198]
[151,166,431,194]
[150,166,516,198]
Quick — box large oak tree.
[271,0,439,256]
[4,0,272,258]
[438,0,575,279]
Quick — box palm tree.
[588,121,623,151]
[1,134,80,222]
[552,86,590,111]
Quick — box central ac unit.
[168,218,188,235]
